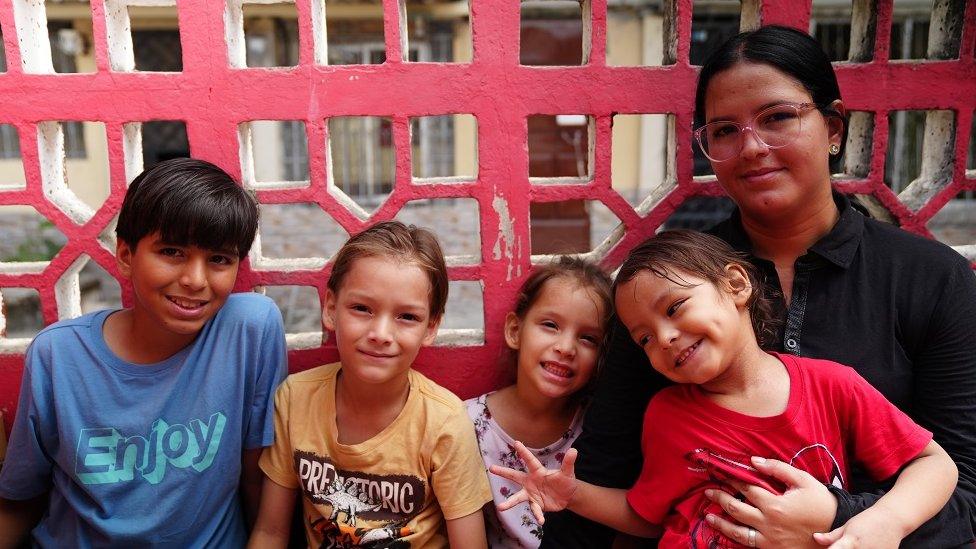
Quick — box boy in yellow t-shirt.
[250,221,491,548]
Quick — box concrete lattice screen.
[0,0,974,431]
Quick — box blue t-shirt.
[0,293,287,548]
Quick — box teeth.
[542,362,572,378]
[169,297,204,309]
[675,342,699,366]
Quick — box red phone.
[685,448,787,496]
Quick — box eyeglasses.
[694,103,818,162]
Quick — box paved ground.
[3,199,975,339]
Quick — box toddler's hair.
[615,230,779,348]
[514,256,613,328]
[327,221,449,319]
[116,158,258,259]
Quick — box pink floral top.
[464,393,585,548]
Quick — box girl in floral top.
[465,256,612,547]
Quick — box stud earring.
[829,144,840,155]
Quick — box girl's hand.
[704,457,837,548]
[488,441,579,524]
[812,508,902,549]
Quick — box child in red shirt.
[491,230,957,548]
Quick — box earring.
[829,144,840,155]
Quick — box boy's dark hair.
[514,256,613,329]
[614,230,779,348]
[327,221,449,320]
[116,158,258,258]
[695,25,847,156]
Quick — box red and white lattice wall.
[0,0,974,433]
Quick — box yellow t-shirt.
[260,363,492,548]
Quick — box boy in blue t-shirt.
[0,158,287,547]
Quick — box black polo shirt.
[541,194,976,548]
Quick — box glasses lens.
[755,105,802,148]
[701,122,740,161]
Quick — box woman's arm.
[247,477,296,549]
[812,440,957,547]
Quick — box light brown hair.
[327,221,449,319]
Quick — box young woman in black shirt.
[541,25,976,548]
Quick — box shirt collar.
[724,192,864,269]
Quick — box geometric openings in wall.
[530,199,621,258]
[520,0,586,66]
[926,191,976,250]
[140,120,189,171]
[0,205,67,273]
[968,112,975,176]
[607,4,666,66]
[328,116,395,217]
[78,256,123,315]
[889,0,964,61]
[38,121,109,222]
[404,0,472,63]
[46,1,95,73]
[529,115,591,182]
[0,124,27,190]
[241,2,301,68]
[395,198,480,264]
[411,115,477,181]
[0,287,43,342]
[241,120,309,189]
[262,285,322,347]
[255,203,348,270]
[662,195,737,232]
[811,0,855,62]
[105,1,182,72]
[131,4,182,72]
[0,27,7,73]
[834,111,874,179]
[440,280,484,343]
[690,1,741,66]
[886,109,954,211]
[327,2,385,65]
[612,113,673,211]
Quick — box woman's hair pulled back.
[694,25,844,128]
[615,230,779,348]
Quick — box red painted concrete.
[0,0,974,434]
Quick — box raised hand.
[488,441,580,524]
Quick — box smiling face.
[117,232,240,347]
[323,255,440,389]
[506,276,606,401]
[703,62,844,223]
[614,266,755,390]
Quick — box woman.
[540,25,976,548]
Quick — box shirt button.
[785,338,798,349]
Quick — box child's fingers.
[489,464,526,484]
[496,489,529,512]
[559,448,578,477]
[530,500,546,525]
[812,526,844,546]
[513,441,546,473]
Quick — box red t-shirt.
[626,353,932,548]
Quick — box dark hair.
[514,256,613,327]
[327,221,449,319]
[615,230,779,348]
[116,158,258,258]
[695,25,845,139]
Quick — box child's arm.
[0,495,45,548]
[490,441,662,539]
[241,448,264,528]
[445,509,488,549]
[812,440,957,548]
[246,476,296,549]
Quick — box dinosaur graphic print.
[295,451,424,548]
